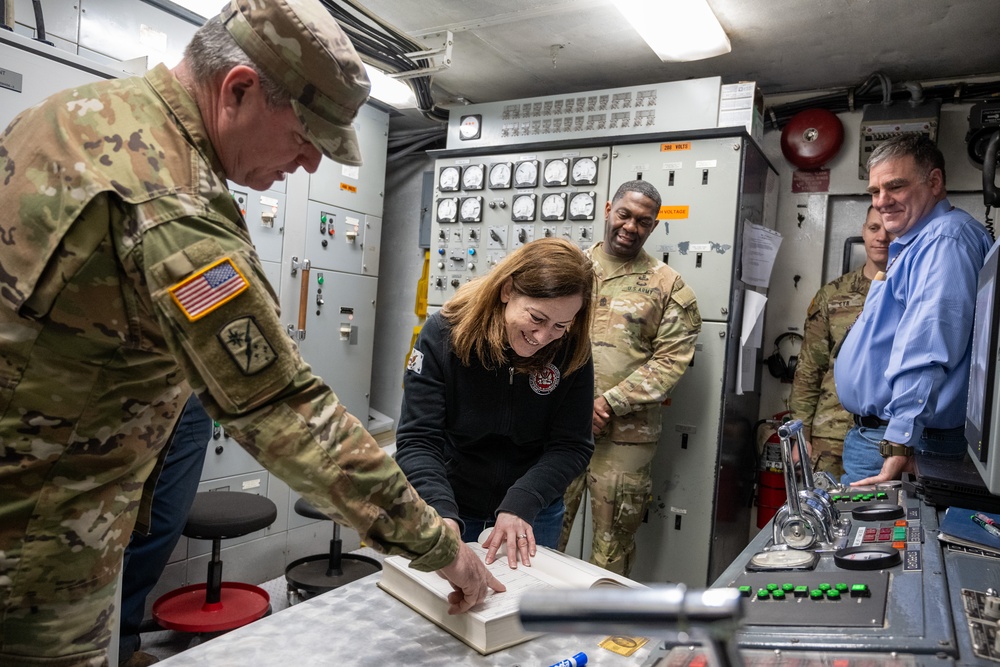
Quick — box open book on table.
[377,537,645,655]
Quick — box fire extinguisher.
[752,412,790,529]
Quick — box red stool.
[284,498,381,603]
[152,491,277,633]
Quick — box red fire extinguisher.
[754,412,789,529]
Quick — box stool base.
[153,582,270,633]
[285,553,381,597]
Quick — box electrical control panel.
[428,146,612,306]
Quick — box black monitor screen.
[966,239,1000,493]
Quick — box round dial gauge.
[462,164,484,190]
[543,159,569,186]
[460,197,482,221]
[514,160,538,187]
[748,549,818,571]
[511,194,536,221]
[833,545,902,571]
[459,114,481,140]
[571,156,599,185]
[489,163,512,189]
[436,198,457,222]
[541,193,566,220]
[569,192,596,219]
[439,166,460,191]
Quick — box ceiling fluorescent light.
[612,0,731,62]
[365,64,418,110]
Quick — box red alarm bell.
[780,109,844,170]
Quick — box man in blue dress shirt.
[835,134,994,486]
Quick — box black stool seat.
[184,491,278,540]
[153,491,277,633]
[285,498,381,602]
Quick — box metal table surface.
[156,571,655,667]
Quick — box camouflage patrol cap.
[222,0,371,166]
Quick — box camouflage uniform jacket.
[788,266,871,440]
[588,243,701,442]
[0,64,456,656]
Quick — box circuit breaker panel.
[428,147,612,306]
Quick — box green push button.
[756,589,769,600]
[738,585,752,597]
[810,589,824,600]
[766,583,779,592]
[835,583,848,593]
[818,583,831,591]
[893,527,907,541]
[782,583,794,593]
[826,589,841,600]
[771,589,786,600]
[876,491,888,500]
[794,585,809,597]
[850,584,870,597]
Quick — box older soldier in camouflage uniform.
[788,207,890,477]
[0,2,501,665]
[559,180,701,576]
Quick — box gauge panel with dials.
[543,158,569,187]
[540,193,567,221]
[569,192,597,220]
[435,197,459,223]
[459,196,483,222]
[513,160,539,188]
[461,164,485,191]
[488,162,513,189]
[571,156,599,185]
[511,193,537,221]
[438,166,461,192]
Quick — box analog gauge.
[541,193,566,221]
[460,197,483,222]
[747,549,819,572]
[571,156,599,185]
[511,194,536,221]
[513,160,539,188]
[435,197,458,223]
[489,162,512,189]
[458,114,482,140]
[833,545,902,571]
[543,158,569,187]
[569,192,596,220]
[462,164,485,190]
[438,166,461,192]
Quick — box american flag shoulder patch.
[169,258,249,321]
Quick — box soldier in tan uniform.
[787,206,890,477]
[558,180,701,576]
[0,2,501,665]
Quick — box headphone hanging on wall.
[765,332,803,383]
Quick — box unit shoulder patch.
[218,315,277,375]
[407,348,424,374]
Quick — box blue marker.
[546,652,588,667]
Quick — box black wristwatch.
[878,439,914,458]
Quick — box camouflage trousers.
[558,437,656,577]
[0,444,161,667]
[809,436,845,479]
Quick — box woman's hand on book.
[482,512,535,568]
[438,544,507,614]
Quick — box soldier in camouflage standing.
[558,180,701,576]
[787,206,891,478]
[0,2,502,665]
